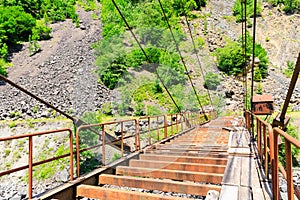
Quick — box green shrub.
[216,32,268,78]
[204,72,221,90]
[233,0,262,23]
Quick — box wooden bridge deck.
[35,116,272,200]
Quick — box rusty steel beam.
[98,174,221,196]
[116,166,223,184]
[77,185,185,200]
[273,53,300,129]
[129,160,226,174]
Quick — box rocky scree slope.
[0,6,111,120]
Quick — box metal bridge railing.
[0,111,213,199]
[245,110,300,200]
[0,129,74,199]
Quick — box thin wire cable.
[244,0,248,110]
[251,0,258,113]
[241,0,245,110]
[181,12,214,111]
[157,0,208,120]
[111,0,181,112]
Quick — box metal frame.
[245,110,300,200]
[0,111,213,199]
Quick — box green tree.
[233,0,262,23]
[204,72,221,90]
[0,6,36,44]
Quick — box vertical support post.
[164,115,167,138]
[257,119,261,157]
[69,130,74,181]
[157,116,160,141]
[176,114,179,133]
[28,136,33,199]
[135,119,140,150]
[285,140,294,200]
[102,125,106,166]
[171,115,173,135]
[148,117,151,145]
[263,124,268,178]
[121,122,124,157]
[273,131,279,200]
[76,128,80,177]
[181,113,184,132]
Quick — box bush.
[233,0,262,23]
[216,32,268,78]
[204,72,221,90]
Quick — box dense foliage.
[204,72,221,90]
[0,0,78,75]
[268,0,300,13]
[216,33,268,80]
[233,0,262,24]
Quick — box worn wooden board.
[252,187,266,200]
[228,148,251,156]
[219,185,238,200]
[239,186,252,200]
[222,156,241,186]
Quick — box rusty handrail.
[0,111,208,199]
[0,128,73,199]
[75,112,206,176]
[246,110,300,200]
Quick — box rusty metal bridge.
[0,110,300,200]
[1,0,300,199]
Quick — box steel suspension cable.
[157,0,208,120]
[241,0,248,111]
[181,10,214,111]
[241,0,245,110]
[251,0,258,113]
[111,0,182,113]
[244,0,248,110]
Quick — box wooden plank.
[143,150,228,158]
[98,174,221,196]
[240,156,252,187]
[252,187,265,200]
[129,159,226,174]
[140,154,227,165]
[227,148,251,156]
[77,185,185,200]
[219,185,238,200]
[222,156,241,186]
[239,186,251,200]
[116,166,223,184]
[155,146,228,152]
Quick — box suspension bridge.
[1,0,300,199]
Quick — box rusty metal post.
[280,53,300,124]
[273,131,279,200]
[269,126,275,194]
[148,117,151,145]
[170,115,173,135]
[76,128,81,177]
[164,115,167,138]
[121,122,124,157]
[263,124,268,178]
[181,113,184,132]
[285,140,294,200]
[28,136,33,199]
[135,119,140,151]
[176,114,178,133]
[157,116,160,141]
[69,130,74,181]
[257,119,261,157]
[102,125,106,166]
